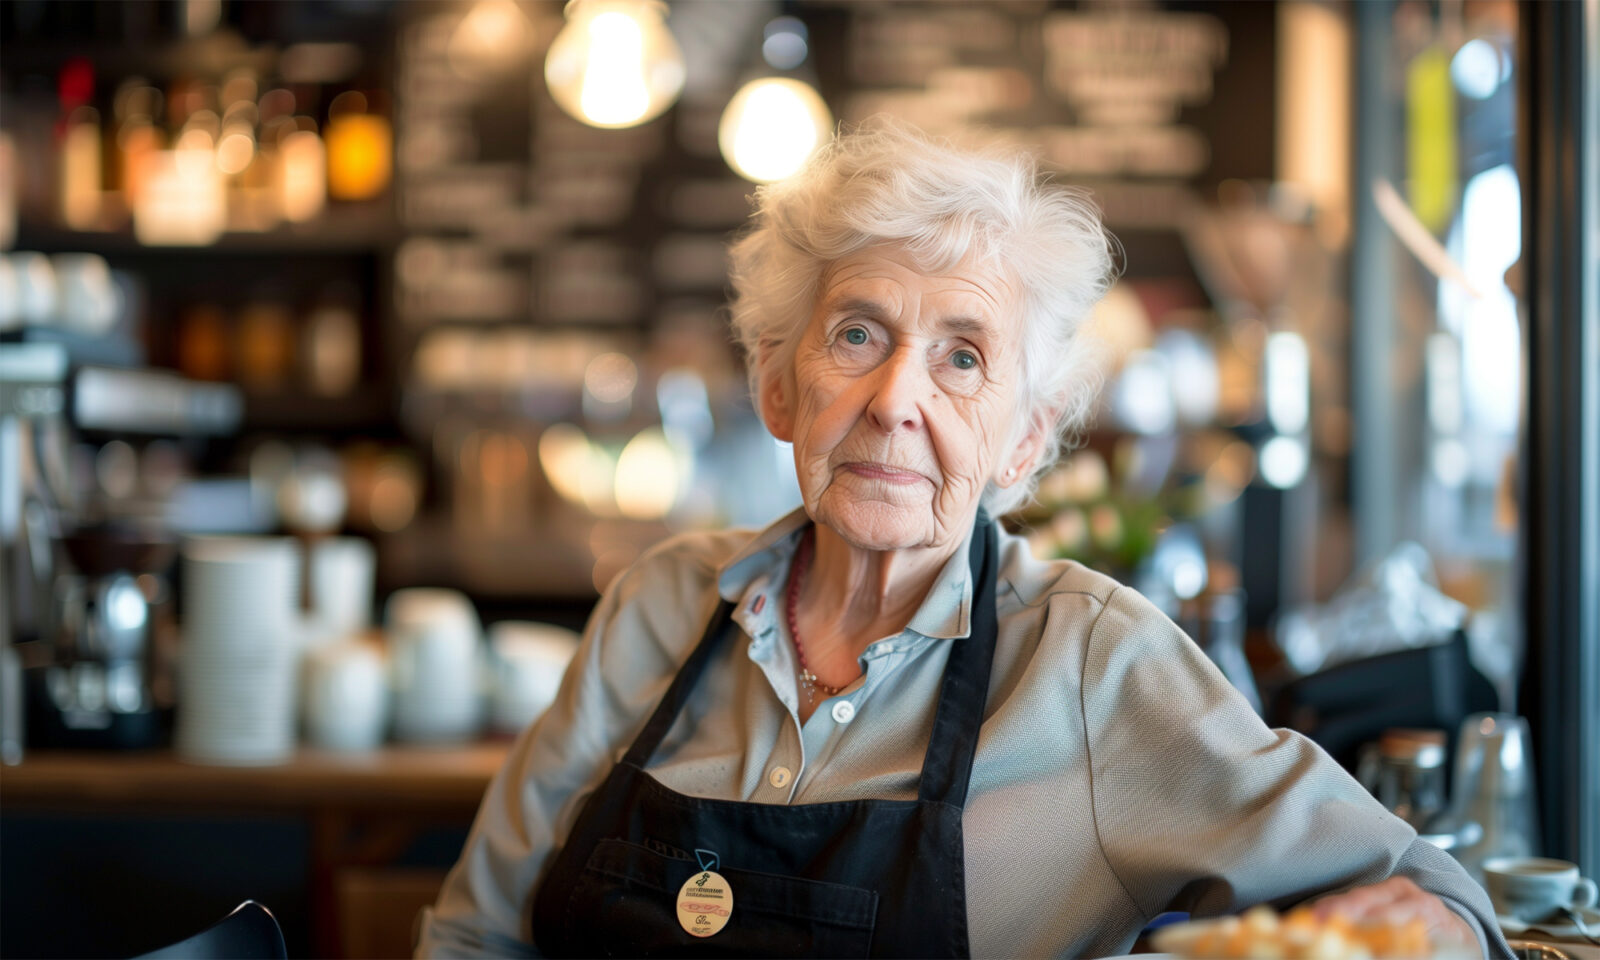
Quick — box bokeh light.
[718,78,833,184]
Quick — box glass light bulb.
[545,0,685,130]
[718,77,833,184]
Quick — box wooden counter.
[0,743,511,814]
[1,744,512,958]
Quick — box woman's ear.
[757,347,795,442]
[996,404,1059,488]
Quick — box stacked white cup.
[52,253,120,335]
[386,588,482,744]
[303,639,387,751]
[1,252,121,333]
[487,621,581,735]
[177,537,300,765]
[302,537,376,648]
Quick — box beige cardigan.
[418,510,1509,958]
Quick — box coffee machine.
[2,341,240,751]
[0,342,67,760]
[32,524,177,747]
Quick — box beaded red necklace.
[786,528,854,705]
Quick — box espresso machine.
[0,342,69,759]
[2,340,240,752]
[35,523,177,747]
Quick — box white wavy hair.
[727,118,1119,516]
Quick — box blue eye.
[952,350,977,370]
[843,327,868,345]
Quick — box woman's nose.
[865,348,928,434]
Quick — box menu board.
[841,1,1276,231]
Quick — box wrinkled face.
[762,245,1044,552]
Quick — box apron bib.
[530,515,1000,958]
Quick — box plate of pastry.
[1150,904,1475,959]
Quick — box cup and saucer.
[1486,856,1600,941]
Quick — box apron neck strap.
[916,513,998,807]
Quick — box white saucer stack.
[176,537,301,766]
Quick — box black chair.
[132,901,287,960]
[1265,630,1499,774]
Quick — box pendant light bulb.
[544,0,685,129]
[718,77,833,184]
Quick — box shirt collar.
[716,507,976,641]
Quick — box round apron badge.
[677,852,734,938]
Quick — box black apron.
[529,515,999,958]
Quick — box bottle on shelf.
[57,57,103,231]
[23,47,389,242]
[177,303,230,383]
[111,80,166,226]
[324,90,392,203]
[304,285,362,397]
[236,297,295,393]
[276,117,327,223]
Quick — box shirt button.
[831,700,856,724]
[768,766,792,788]
[751,595,766,614]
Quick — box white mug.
[52,253,119,335]
[11,252,57,326]
[487,621,580,734]
[389,620,481,744]
[303,537,376,645]
[303,641,387,752]
[0,254,20,331]
[1484,856,1599,923]
[383,588,484,743]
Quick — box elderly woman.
[417,122,1506,958]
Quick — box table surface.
[0,743,512,813]
[5,746,1597,960]
[1503,932,1600,959]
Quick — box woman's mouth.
[842,462,928,485]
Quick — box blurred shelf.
[0,324,145,368]
[241,388,394,434]
[12,208,399,257]
[377,514,678,603]
[381,528,598,602]
[0,35,280,80]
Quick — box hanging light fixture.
[718,78,831,184]
[544,0,685,129]
[718,17,832,184]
